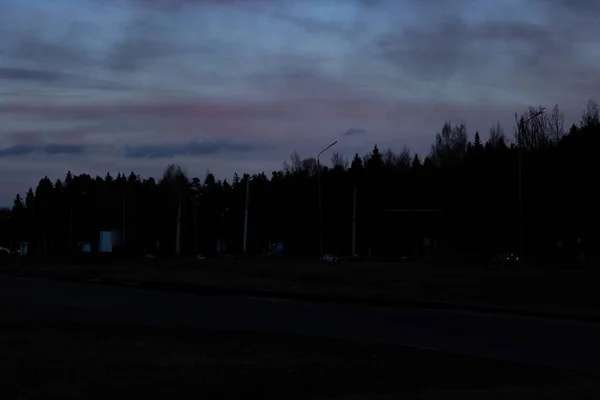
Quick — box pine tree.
[25,188,35,209]
[411,154,421,168]
[466,141,474,156]
[65,171,73,187]
[12,194,24,213]
[350,153,363,171]
[367,145,383,170]
[473,131,483,150]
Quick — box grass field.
[4,256,600,315]
[1,320,597,399]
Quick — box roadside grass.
[0,320,596,399]
[3,256,600,314]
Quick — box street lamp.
[243,177,253,255]
[192,189,203,257]
[69,190,87,251]
[516,108,545,260]
[317,141,337,257]
[219,207,230,255]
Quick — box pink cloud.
[0,94,404,121]
[0,96,519,134]
[5,129,88,147]
[6,131,45,146]
[54,131,87,145]
[1,93,530,157]
[0,100,282,119]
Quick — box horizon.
[1,0,599,205]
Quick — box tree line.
[1,100,598,259]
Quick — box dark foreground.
[1,320,598,399]
[3,275,600,398]
[6,257,600,316]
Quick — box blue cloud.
[0,144,86,157]
[343,128,366,136]
[0,67,60,82]
[44,144,86,155]
[0,145,36,157]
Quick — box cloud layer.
[0,0,599,204]
[0,143,86,157]
[124,140,268,158]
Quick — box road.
[1,275,600,376]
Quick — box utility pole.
[69,191,87,251]
[68,191,87,252]
[243,178,250,254]
[219,208,230,255]
[193,200,198,256]
[317,164,323,256]
[69,200,73,251]
[175,192,182,255]
[516,113,523,261]
[352,186,357,256]
[122,188,126,255]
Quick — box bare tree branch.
[548,104,565,144]
[430,122,467,166]
[581,98,599,128]
[331,152,349,170]
[487,121,506,149]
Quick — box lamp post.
[69,191,87,251]
[243,178,251,255]
[317,141,337,257]
[122,186,127,255]
[516,108,545,260]
[192,190,203,257]
[219,207,229,255]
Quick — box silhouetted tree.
[473,131,483,151]
[487,122,506,150]
[5,100,599,260]
[411,154,421,169]
[548,104,565,144]
[581,98,599,129]
[331,152,348,170]
[516,106,551,150]
[430,122,468,166]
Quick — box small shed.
[18,241,29,256]
[98,230,122,253]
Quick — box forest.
[1,100,598,259]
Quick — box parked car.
[0,247,11,264]
[266,241,285,257]
[492,253,520,264]
[322,254,338,264]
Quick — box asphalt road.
[1,275,600,376]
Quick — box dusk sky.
[1,0,599,205]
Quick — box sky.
[1,0,599,205]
